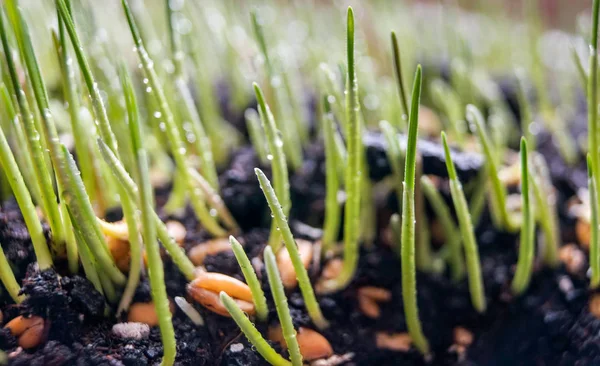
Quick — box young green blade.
[399,65,430,355]
[255,168,329,329]
[253,83,290,251]
[0,125,52,269]
[589,0,600,212]
[0,8,65,254]
[97,138,196,280]
[466,104,517,232]
[421,175,465,282]
[132,100,176,365]
[264,246,303,366]
[245,108,269,165]
[322,96,341,252]
[221,292,292,366]
[390,31,409,125]
[511,138,535,295]
[121,0,226,237]
[0,243,24,303]
[441,132,486,312]
[321,7,362,292]
[229,236,268,321]
[589,154,600,288]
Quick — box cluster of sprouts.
[0,0,598,365]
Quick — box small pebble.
[112,322,150,340]
[230,343,244,353]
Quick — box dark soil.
[1,90,599,365]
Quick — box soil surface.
[1,83,599,366]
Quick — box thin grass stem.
[245,109,269,165]
[221,292,292,366]
[441,132,486,312]
[511,138,535,295]
[229,236,268,321]
[255,168,329,329]
[0,243,24,303]
[322,96,341,252]
[264,246,303,366]
[590,154,600,288]
[390,31,409,126]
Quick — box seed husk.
[277,239,313,289]
[188,238,232,265]
[375,332,412,351]
[189,287,255,317]
[269,325,334,361]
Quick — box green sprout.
[254,83,290,251]
[589,154,600,288]
[115,66,144,316]
[121,0,227,237]
[264,245,303,366]
[255,168,329,329]
[0,244,23,303]
[511,138,535,295]
[399,65,430,355]
[322,96,341,252]
[441,132,486,313]
[220,291,292,366]
[0,115,52,269]
[421,175,465,282]
[131,88,177,365]
[589,0,600,211]
[320,7,362,292]
[467,104,518,232]
[530,153,560,268]
[0,8,65,256]
[390,31,409,126]
[98,139,197,281]
[230,236,268,321]
[245,108,269,165]
[250,10,303,170]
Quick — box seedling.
[221,291,292,366]
[255,168,329,329]
[322,96,341,252]
[130,85,176,365]
[254,83,291,251]
[399,65,430,355]
[511,138,535,295]
[441,132,486,313]
[230,236,268,321]
[264,246,303,366]
[589,155,600,289]
[245,108,269,165]
[0,242,24,303]
[321,7,362,292]
[467,104,518,232]
[390,31,409,127]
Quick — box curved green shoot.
[250,10,303,170]
[589,0,600,211]
[571,46,587,93]
[399,65,430,355]
[0,9,65,254]
[255,168,329,329]
[0,126,52,269]
[121,0,226,237]
[175,78,219,191]
[97,139,196,280]
[230,236,268,321]
[264,246,303,366]
[322,96,341,252]
[589,155,600,288]
[421,175,465,282]
[466,104,518,232]
[220,292,292,366]
[380,120,404,203]
[188,169,238,231]
[320,7,362,292]
[245,108,269,165]
[390,31,409,126]
[116,66,144,316]
[132,97,176,366]
[430,80,466,146]
[530,154,560,268]
[511,138,535,295]
[0,243,24,303]
[390,213,401,256]
[61,145,126,286]
[441,133,486,312]
[66,204,104,297]
[254,83,290,251]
